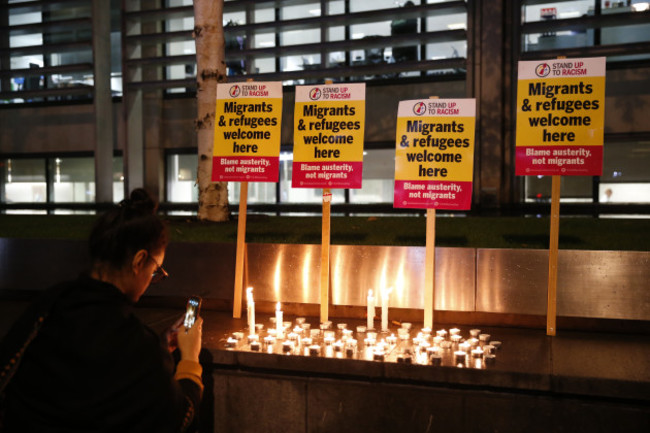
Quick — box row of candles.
[236,288,502,368]
[247,287,394,338]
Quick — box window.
[521,0,650,61]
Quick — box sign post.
[292,82,366,323]
[212,81,283,318]
[394,98,476,329]
[515,57,606,335]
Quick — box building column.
[93,0,114,203]
[469,0,515,211]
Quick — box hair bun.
[119,188,157,215]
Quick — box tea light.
[433,336,444,346]
[356,325,367,334]
[440,341,452,350]
[293,326,303,335]
[479,334,491,344]
[267,328,277,337]
[301,337,313,348]
[333,341,343,352]
[342,329,353,341]
[373,349,385,362]
[436,329,448,339]
[401,322,412,330]
[225,337,237,349]
[337,323,347,331]
[367,331,378,340]
[459,342,471,353]
[282,341,293,353]
[490,341,502,349]
[283,321,291,330]
[247,334,259,345]
[263,335,275,348]
[386,334,397,346]
[484,354,496,365]
[250,341,260,351]
[345,339,357,358]
[367,289,375,330]
[324,330,336,340]
[275,302,283,338]
[454,350,467,365]
[421,327,432,335]
[288,332,300,343]
[468,338,479,347]
[397,354,412,364]
[295,317,306,325]
[471,347,484,358]
[364,337,376,347]
[323,336,335,346]
[397,328,409,338]
[470,329,481,337]
[233,332,244,341]
[322,320,333,329]
[310,329,321,339]
[484,344,496,355]
[301,323,311,332]
[246,287,255,336]
[451,334,463,345]
[450,328,461,336]
[309,345,321,356]
[255,323,264,333]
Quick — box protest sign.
[292,83,366,189]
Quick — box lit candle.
[381,287,391,332]
[367,289,375,330]
[247,287,255,336]
[275,302,283,339]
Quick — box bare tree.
[193,0,229,221]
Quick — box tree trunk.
[193,0,229,221]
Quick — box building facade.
[1,0,649,215]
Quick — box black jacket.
[1,276,201,432]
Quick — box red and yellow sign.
[292,83,366,189]
[394,99,476,210]
[212,82,283,182]
[515,57,606,176]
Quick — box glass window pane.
[350,149,395,203]
[51,157,95,203]
[229,182,277,205]
[113,156,124,203]
[3,158,47,203]
[167,154,198,203]
[524,175,593,203]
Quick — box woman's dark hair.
[89,188,168,269]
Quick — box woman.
[0,189,203,432]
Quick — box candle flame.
[276,301,281,311]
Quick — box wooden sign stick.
[424,208,436,329]
[232,180,248,318]
[546,57,565,336]
[232,78,254,319]
[320,79,334,324]
[321,188,331,323]
[547,175,560,335]
[423,96,439,330]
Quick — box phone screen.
[184,296,202,329]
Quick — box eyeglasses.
[149,253,169,284]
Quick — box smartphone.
[184,296,202,329]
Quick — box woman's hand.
[165,316,185,353]
[176,316,203,362]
